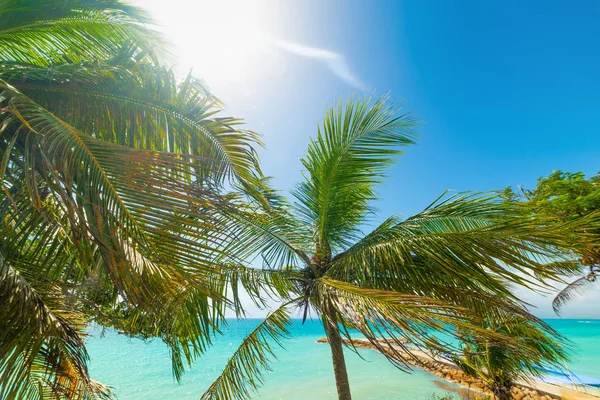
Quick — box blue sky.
[139,0,600,318]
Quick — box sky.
[134,0,600,318]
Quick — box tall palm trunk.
[323,304,352,400]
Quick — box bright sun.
[134,0,272,91]
[130,1,364,99]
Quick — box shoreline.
[316,337,600,400]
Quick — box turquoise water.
[85,319,600,399]
[544,319,600,378]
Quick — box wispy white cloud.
[270,39,367,91]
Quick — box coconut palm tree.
[200,96,596,400]
[0,1,277,398]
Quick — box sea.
[85,319,600,399]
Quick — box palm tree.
[200,96,596,400]
[0,1,275,398]
[455,313,569,400]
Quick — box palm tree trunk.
[323,305,352,400]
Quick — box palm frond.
[316,278,521,371]
[0,0,272,394]
[200,300,297,400]
[0,0,159,66]
[2,61,263,187]
[4,92,293,379]
[541,260,584,276]
[214,188,314,269]
[101,265,302,382]
[328,193,597,294]
[214,264,304,316]
[2,79,234,292]
[552,270,598,314]
[292,95,417,252]
[0,252,111,400]
[0,79,268,381]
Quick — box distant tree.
[455,313,569,400]
[503,171,600,313]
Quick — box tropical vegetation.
[2,2,598,400]
[199,97,597,400]
[0,1,272,398]
[503,171,600,312]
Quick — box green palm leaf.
[214,264,304,315]
[293,95,417,252]
[200,300,297,400]
[1,61,263,187]
[1,1,269,397]
[328,193,594,292]
[0,79,262,385]
[552,268,599,314]
[317,278,523,370]
[0,252,111,400]
[213,183,313,268]
[0,0,158,66]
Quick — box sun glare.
[136,0,271,92]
